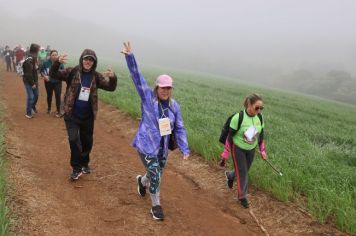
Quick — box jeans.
[24,82,39,115]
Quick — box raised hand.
[58,54,68,64]
[121,42,132,55]
[102,67,114,78]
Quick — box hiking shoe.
[225,171,233,189]
[240,198,249,208]
[70,170,82,180]
[136,175,146,197]
[82,166,91,174]
[151,205,164,220]
[25,114,33,119]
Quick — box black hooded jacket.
[49,49,117,119]
[23,43,40,86]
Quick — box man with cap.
[50,49,117,180]
[121,42,190,221]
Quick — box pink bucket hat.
[155,74,173,88]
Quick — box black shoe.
[82,166,91,174]
[32,107,38,114]
[70,170,82,180]
[136,175,146,197]
[240,198,249,208]
[151,205,164,220]
[225,171,233,189]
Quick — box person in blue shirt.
[121,42,190,221]
[40,50,64,117]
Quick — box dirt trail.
[0,67,346,236]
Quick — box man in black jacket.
[23,43,40,119]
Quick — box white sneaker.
[25,114,33,119]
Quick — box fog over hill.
[1,0,356,104]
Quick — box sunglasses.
[255,106,264,111]
[83,57,95,62]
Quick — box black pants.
[44,81,62,112]
[6,60,12,72]
[64,115,94,171]
[227,145,255,199]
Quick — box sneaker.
[150,205,164,220]
[32,107,38,114]
[82,166,91,174]
[225,171,233,189]
[136,175,146,197]
[240,198,249,208]
[25,114,33,119]
[70,170,82,180]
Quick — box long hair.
[154,86,174,110]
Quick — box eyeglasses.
[255,106,264,111]
[83,57,94,62]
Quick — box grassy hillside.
[0,70,8,236]
[96,60,356,234]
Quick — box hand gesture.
[218,158,226,168]
[260,150,268,160]
[58,54,68,64]
[102,67,114,78]
[43,75,49,82]
[121,42,132,55]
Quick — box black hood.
[79,49,97,72]
[29,43,40,55]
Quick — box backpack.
[219,110,263,144]
[16,57,32,76]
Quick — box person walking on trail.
[3,46,13,72]
[49,49,117,181]
[23,43,41,119]
[121,42,190,221]
[222,94,267,208]
[38,47,48,68]
[40,50,64,117]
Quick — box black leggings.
[44,81,62,112]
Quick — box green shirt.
[38,51,48,62]
[229,110,264,150]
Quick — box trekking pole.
[264,159,283,176]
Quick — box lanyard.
[159,102,169,119]
[79,73,93,89]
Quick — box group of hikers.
[0,41,268,221]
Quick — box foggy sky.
[1,0,356,77]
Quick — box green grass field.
[0,81,8,236]
[93,58,356,234]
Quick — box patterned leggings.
[139,153,167,194]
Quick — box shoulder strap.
[257,113,263,126]
[237,110,244,131]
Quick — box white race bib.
[159,117,172,136]
[78,87,90,101]
[244,125,257,142]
